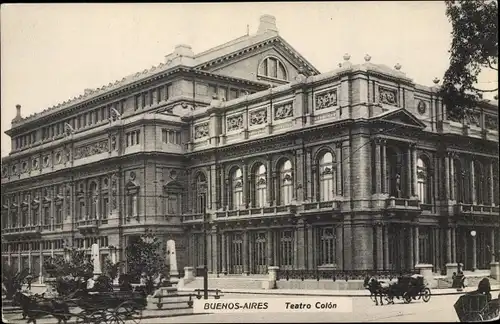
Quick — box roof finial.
[246,24,250,36]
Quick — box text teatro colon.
[1,15,499,283]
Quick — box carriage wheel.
[403,293,412,304]
[108,301,142,324]
[421,288,431,303]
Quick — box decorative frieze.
[249,108,267,126]
[194,123,209,139]
[379,87,398,106]
[54,151,63,165]
[465,111,481,127]
[227,114,243,132]
[74,140,109,160]
[274,102,294,121]
[485,115,498,130]
[315,89,338,110]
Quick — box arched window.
[231,168,243,209]
[257,56,288,81]
[89,182,99,219]
[195,173,207,213]
[417,158,431,204]
[318,152,336,201]
[254,164,267,208]
[279,160,293,205]
[474,161,488,204]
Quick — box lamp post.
[470,230,477,272]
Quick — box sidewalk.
[178,285,500,297]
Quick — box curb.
[179,288,500,298]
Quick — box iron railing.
[276,269,419,281]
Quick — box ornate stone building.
[1,15,499,282]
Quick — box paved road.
[3,293,463,323]
[128,293,461,323]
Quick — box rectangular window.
[229,89,238,100]
[125,130,141,147]
[102,196,109,220]
[135,130,140,144]
[218,86,228,101]
[135,94,142,110]
[208,84,217,98]
[142,93,148,107]
[152,88,158,104]
[82,114,87,127]
[176,132,181,145]
[159,86,165,102]
[88,112,93,126]
[166,84,172,99]
[55,205,62,224]
[43,207,50,226]
[162,129,167,143]
[94,109,99,123]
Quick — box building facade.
[1,15,499,282]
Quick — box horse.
[13,291,71,324]
[364,276,389,306]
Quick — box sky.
[1,2,498,158]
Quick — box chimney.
[257,14,279,35]
[16,104,21,118]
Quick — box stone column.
[295,149,304,202]
[311,166,318,202]
[242,163,248,208]
[489,162,495,205]
[267,229,273,266]
[307,224,314,269]
[336,224,343,270]
[488,229,496,262]
[342,141,351,200]
[445,227,457,278]
[211,225,218,275]
[412,144,418,197]
[450,155,455,200]
[381,140,387,194]
[414,226,419,265]
[305,150,313,202]
[266,158,273,206]
[243,230,249,275]
[472,234,477,271]
[452,227,457,263]
[220,167,226,210]
[376,224,383,270]
[383,225,389,270]
[296,219,305,269]
[336,143,342,196]
[470,159,476,204]
[408,226,414,269]
[221,232,227,274]
[406,146,412,198]
[374,140,382,194]
[444,154,450,200]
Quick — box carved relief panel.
[379,87,398,106]
[274,101,294,121]
[485,115,498,130]
[249,108,268,126]
[194,123,209,139]
[226,114,243,132]
[74,140,109,160]
[315,89,338,110]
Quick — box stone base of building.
[491,262,500,280]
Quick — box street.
[3,292,463,323]
[129,293,461,323]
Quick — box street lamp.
[470,230,477,272]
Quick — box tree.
[1,264,32,300]
[125,233,168,295]
[440,0,498,121]
[43,248,93,280]
[103,257,123,282]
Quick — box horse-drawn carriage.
[365,274,431,306]
[454,293,500,322]
[14,287,147,324]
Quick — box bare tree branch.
[471,86,499,92]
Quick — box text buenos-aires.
[203,302,269,310]
[285,302,338,309]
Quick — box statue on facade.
[396,173,402,198]
[64,123,74,136]
[110,108,121,122]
